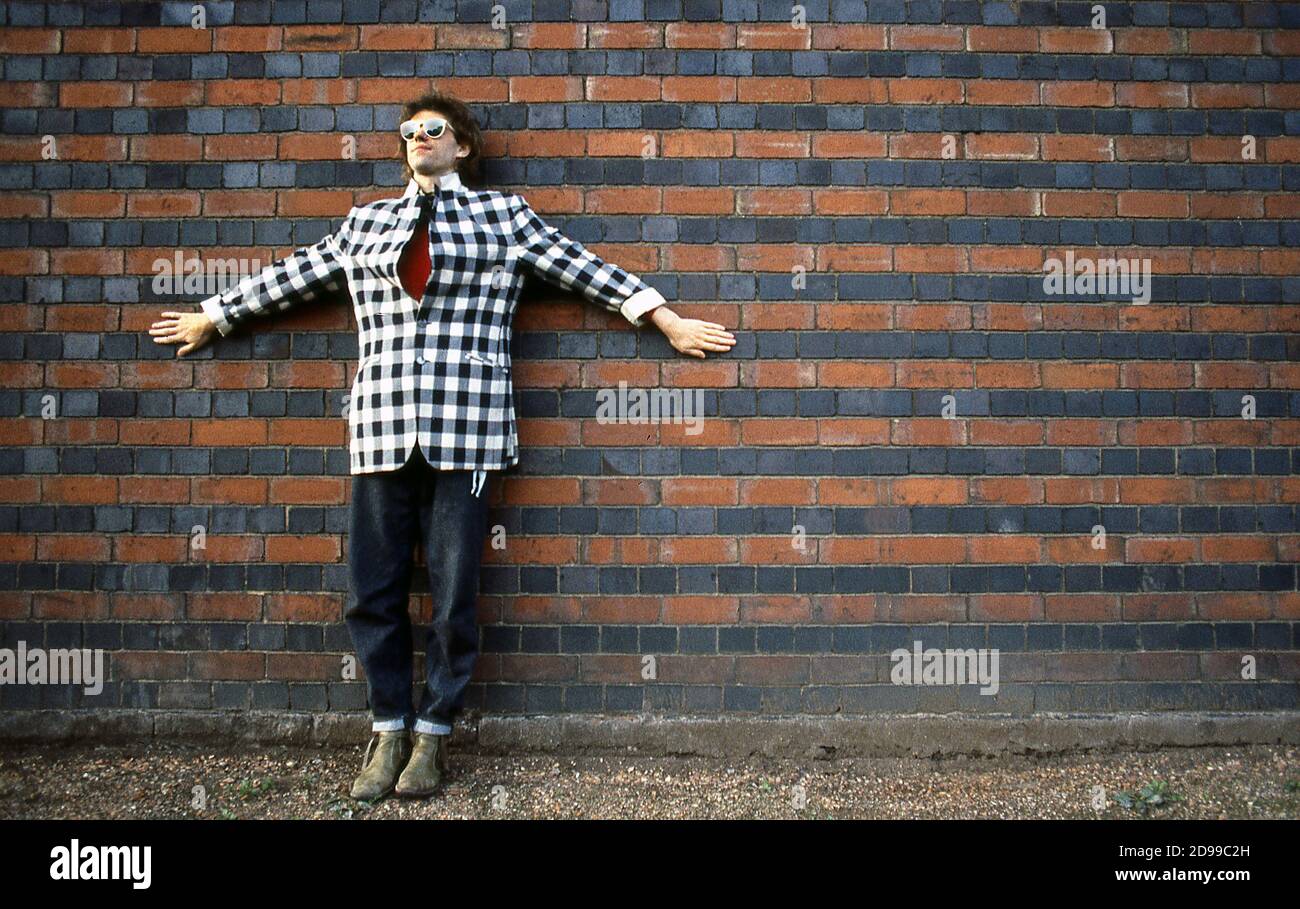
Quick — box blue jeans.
[344,443,493,735]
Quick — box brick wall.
[1,1,1298,721]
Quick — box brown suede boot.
[350,730,412,801]
[394,732,449,797]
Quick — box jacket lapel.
[363,174,465,301]
[364,180,421,296]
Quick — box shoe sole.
[394,789,439,798]
[390,769,441,801]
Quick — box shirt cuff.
[199,293,233,337]
[620,286,667,328]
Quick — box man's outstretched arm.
[200,208,357,336]
[509,194,736,358]
[509,193,665,326]
[151,208,356,357]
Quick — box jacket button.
[416,355,425,365]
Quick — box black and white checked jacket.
[199,170,666,476]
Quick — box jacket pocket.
[463,349,508,373]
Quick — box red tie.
[398,197,432,301]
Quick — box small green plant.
[217,806,237,820]
[1284,780,1299,793]
[1113,780,1182,815]
[237,777,277,800]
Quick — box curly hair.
[397,91,485,187]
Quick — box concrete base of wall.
[2,710,1298,758]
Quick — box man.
[150,91,736,799]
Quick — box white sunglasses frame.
[400,117,455,142]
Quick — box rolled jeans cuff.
[414,718,451,735]
[371,717,408,732]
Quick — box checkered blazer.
[199,170,666,474]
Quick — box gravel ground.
[1,742,1296,820]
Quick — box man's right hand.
[150,310,218,357]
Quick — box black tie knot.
[415,192,435,215]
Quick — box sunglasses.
[400,117,455,142]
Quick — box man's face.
[405,108,468,178]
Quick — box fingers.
[152,323,189,341]
[697,328,735,340]
[176,343,194,357]
[679,342,726,357]
[673,330,735,357]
